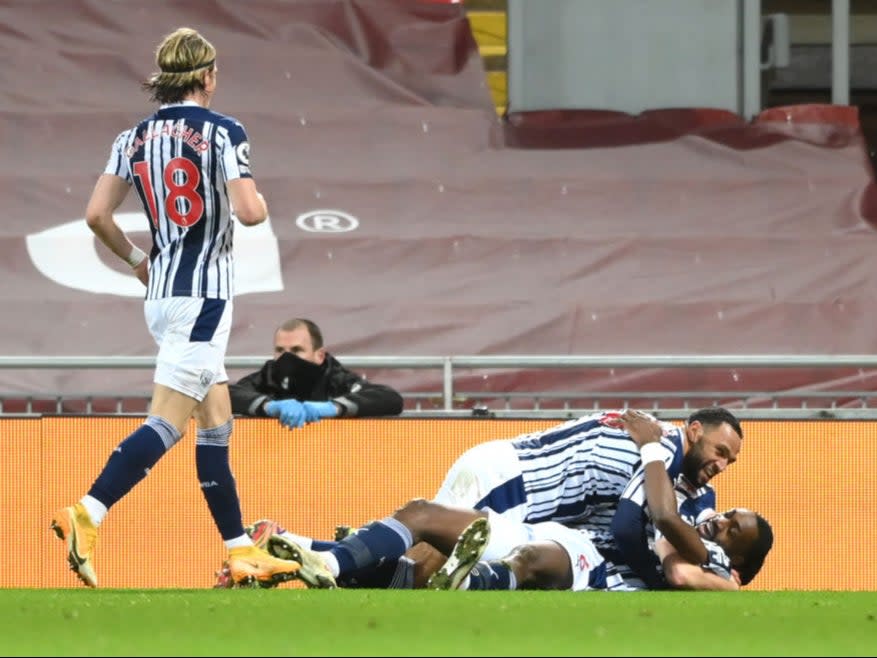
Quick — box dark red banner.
[1,0,876,405]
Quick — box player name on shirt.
[125,121,208,157]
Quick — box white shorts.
[527,521,606,592]
[144,297,232,402]
[476,514,607,591]
[433,440,528,522]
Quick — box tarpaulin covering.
[2,0,876,407]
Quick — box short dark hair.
[277,318,324,350]
[686,407,743,440]
[737,513,774,586]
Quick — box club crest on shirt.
[199,369,215,388]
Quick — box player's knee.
[507,543,566,590]
[393,497,434,531]
[394,497,429,516]
[506,544,541,584]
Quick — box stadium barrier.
[4,417,871,590]
[4,354,877,416]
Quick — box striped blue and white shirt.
[602,535,734,593]
[495,409,690,588]
[463,410,692,589]
[597,479,725,590]
[103,101,252,301]
[507,411,685,525]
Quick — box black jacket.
[229,353,404,418]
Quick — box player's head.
[142,27,217,104]
[273,318,326,365]
[696,508,774,586]
[681,407,743,485]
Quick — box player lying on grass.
[426,410,773,591]
[214,407,744,589]
[221,412,771,591]
[231,493,770,592]
[427,406,744,589]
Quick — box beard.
[681,445,708,485]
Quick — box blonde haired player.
[51,27,301,588]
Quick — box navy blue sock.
[329,518,412,576]
[310,539,337,551]
[88,416,178,508]
[337,560,401,588]
[466,561,515,590]
[195,420,245,541]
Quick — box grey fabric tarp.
[2,0,877,408]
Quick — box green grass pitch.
[1,589,875,656]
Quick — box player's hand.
[265,399,307,429]
[731,569,742,586]
[621,409,663,447]
[302,401,339,423]
[599,411,624,429]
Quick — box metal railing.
[2,354,877,419]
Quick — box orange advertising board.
[2,417,871,590]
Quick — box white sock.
[278,531,314,550]
[318,551,341,577]
[80,495,108,527]
[225,534,254,550]
[458,575,471,590]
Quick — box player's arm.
[621,410,708,566]
[611,410,684,588]
[222,122,266,226]
[655,537,740,591]
[642,461,708,566]
[85,174,148,285]
[227,178,267,226]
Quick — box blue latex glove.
[302,401,339,423]
[264,399,307,429]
